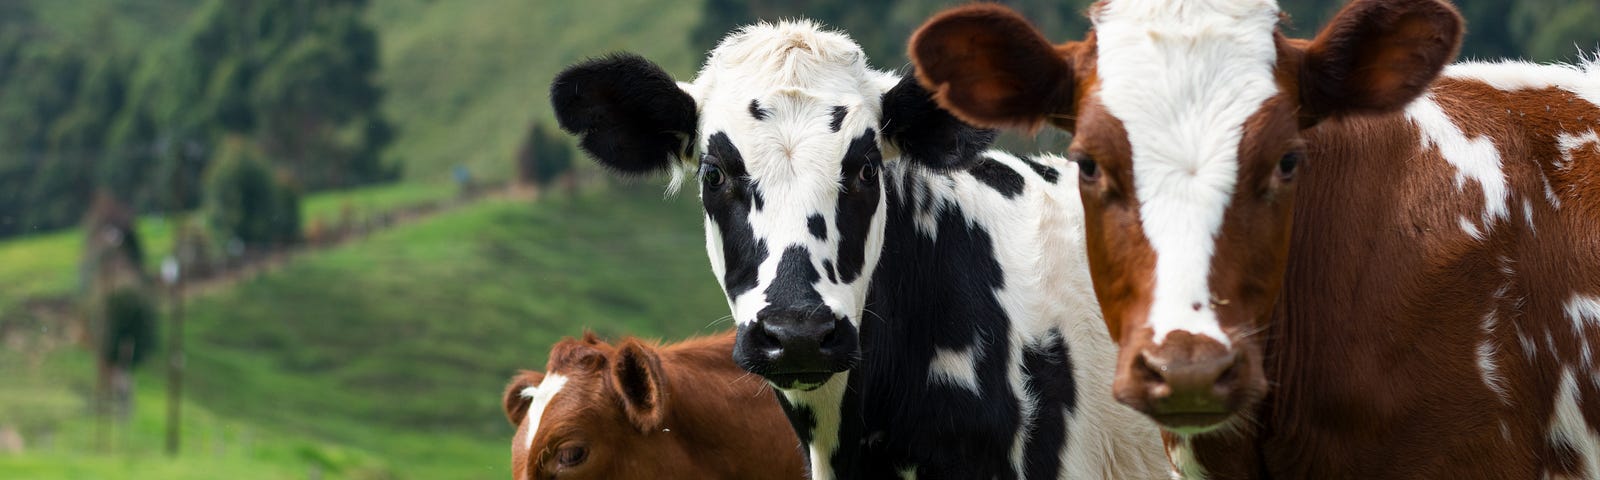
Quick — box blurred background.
[0,1,1594,478]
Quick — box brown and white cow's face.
[502,335,679,480]
[554,21,994,393]
[912,0,1461,435]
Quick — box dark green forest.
[0,0,390,239]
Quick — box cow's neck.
[775,370,862,480]
[1192,72,1600,478]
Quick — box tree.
[203,137,302,249]
[515,123,574,189]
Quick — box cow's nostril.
[1135,351,1165,384]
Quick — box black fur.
[848,171,1027,479]
[970,158,1026,199]
[830,105,848,132]
[759,246,826,317]
[773,393,817,453]
[808,214,828,240]
[834,130,881,284]
[703,132,765,299]
[881,74,997,171]
[1017,155,1061,184]
[750,99,769,121]
[550,53,697,175]
[1022,330,1076,480]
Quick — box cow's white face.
[552,20,996,391]
[682,23,896,389]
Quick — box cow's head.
[911,0,1460,434]
[553,21,993,391]
[503,334,674,480]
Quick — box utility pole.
[161,255,183,457]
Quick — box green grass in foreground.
[2,184,728,478]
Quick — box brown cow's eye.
[557,445,588,468]
[1277,151,1303,181]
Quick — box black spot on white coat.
[834,130,881,284]
[830,105,848,132]
[809,214,828,240]
[749,99,770,121]
[970,158,1026,199]
[1017,155,1061,184]
[703,132,765,299]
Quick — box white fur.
[782,373,850,480]
[1092,0,1281,347]
[520,373,569,451]
[1568,294,1600,337]
[1444,59,1600,107]
[1405,94,1511,237]
[1548,368,1600,479]
[1167,437,1208,479]
[928,344,982,392]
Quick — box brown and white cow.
[502,331,805,479]
[911,0,1600,477]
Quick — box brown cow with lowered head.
[913,0,1600,478]
[503,331,805,479]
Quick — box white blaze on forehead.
[1093,0,1281,346]
[520,373,569,451]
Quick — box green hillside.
[1,187,728,478]
[368,0,706,181]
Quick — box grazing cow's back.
[911,0,1600,478]
[503,331,804,480]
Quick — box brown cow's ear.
[910,3,1078,133]
[1298,0,1462,126]
[611,340,666,433]
[503,370,546,425]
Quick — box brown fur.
[504,331,805,480]
[913,0,1600,477]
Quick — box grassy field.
[0,182,456,315]
[367,0,707,181]
[3,0,721,477]
[0,185,729,478]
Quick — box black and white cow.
[550,21,1164,479]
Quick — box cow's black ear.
[550,53,698,175]
[881,74,997,171]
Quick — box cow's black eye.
[1071,153,1100,183]
[858,163,878,183]
[702,163,726,188]
[557,444,587,468]
[1277,151,1303,181]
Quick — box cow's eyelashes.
[1277,150,1304,182]
[857,163,878,183]
[701,162,727,189]
[556,444,588,468]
